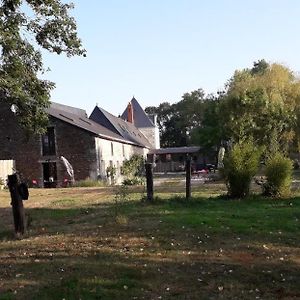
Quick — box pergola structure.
[147,146,213,173]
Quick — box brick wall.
[95,138,148,183]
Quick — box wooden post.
[186,157,191,200]
[8,173,25,236]
[145,163,154,202]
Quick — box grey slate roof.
[47,103,135,145]
[51,102,87,118]
[121,97,155,128]
[90,106,152,149]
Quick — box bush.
[121,154,144,177]
[263,152,293,197]
[106,165,117,185]
[223,140,262,198]
[122,177,145,186]
[121,155,145,185]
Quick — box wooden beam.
[8,173,25,236]
[186,157,191,200]
[145,163,154,202]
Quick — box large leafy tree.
[145,89,206,147]
[190,94,223,152]
[220,60,300,152]
[146,60,300,154]
[0,0,85,133]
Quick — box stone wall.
[0,104,43,185]
[0,104,97,187]
[0,104,150,187]
[49,117,97,184]
[95,137,148,183]
[138,127,160,149]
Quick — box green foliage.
[0,0,85,133]
[106,165,117,185]
[0,292,14,300]
[122,177,145,186]
[220,61,298,149]
[223,140,262,198]
[251,59,269,75]
[263,152,293,197]
[145,89,207,147]
[121,155,144,179]
[113,184,130,224]
[146,60,300,153]
[190,95,223,151]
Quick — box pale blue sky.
[42,0,300,116]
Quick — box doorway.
[43,162,57,188]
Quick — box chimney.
[127,102,134,123]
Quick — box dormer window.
[42,127,56,156]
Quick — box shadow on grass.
[1,194,300,299]
[0,241,300,300]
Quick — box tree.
[0,0,85,133]
[145,89,206,147]
[220,61,300,152]
[190,94,223,152]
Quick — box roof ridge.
[48,106,138,145]
[91,105,152,148]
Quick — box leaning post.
[145,163,154,202]
[186,156,192,200]
[8,173,26,236]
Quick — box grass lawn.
[0,183,300,299]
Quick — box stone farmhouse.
[0,98,160,187]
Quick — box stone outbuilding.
[0,99,155,187]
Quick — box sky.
[42,0,300,116]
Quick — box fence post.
[186,157,191,200]
[8,173,25,236]
[145,163,154,202]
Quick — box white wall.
[0,160,15,185]
[94,138,149,183]
[139,127,160,149]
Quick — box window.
[122,144,125,157]
[111,142,114,156]
[42,127,56,156]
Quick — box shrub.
[121,155,145,185]
[113,184,130,224]
[121,155,144,178]
[223,140,262,198]
[263,152,293,197]
[106,165,117,184]
[122,177,145,186]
